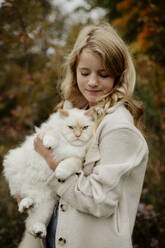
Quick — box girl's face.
[76,48,115,107]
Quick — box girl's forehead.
[77,48,105,69]
[79,48,100,60]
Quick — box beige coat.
[24,103,148,248]
[42,103,149,248]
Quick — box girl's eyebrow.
[79,67,89,70]
[79,67,106,72]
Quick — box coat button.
[58,237,66,246]
[60,204,68,212]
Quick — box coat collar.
[83,102,134,172]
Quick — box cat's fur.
[3,102,97,240]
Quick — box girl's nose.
[88,74,99,87]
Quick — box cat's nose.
[74,131,81,138]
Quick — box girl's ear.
[58,109,69,118]
[63,100,73,110]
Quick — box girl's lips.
[86,89,101,93]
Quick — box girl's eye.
[99,74,109,78]
[68,126,74,129]
[81,72,89,76]
[82,126,88,130]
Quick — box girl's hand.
[34,135,59,171]
[15,194,22,206]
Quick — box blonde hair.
[58,23,143,129]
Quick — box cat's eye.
[82,126,88,130]
[68,125,74,129]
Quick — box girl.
[28,23,148,248]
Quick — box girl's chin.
[86,96,100,106]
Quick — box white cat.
[3,102,97,240]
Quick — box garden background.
[0,0,164,247]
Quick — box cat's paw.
[19,198,34,213]
[55,166,71,180]
[43,135,55,149]
[29,223,46,238]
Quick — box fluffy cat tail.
[18,231,43,248]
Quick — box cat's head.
[58,108,97,146]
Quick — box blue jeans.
[44,201,59,248]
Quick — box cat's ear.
[58,109,69,118]
[84,108,98,122]
[63,100,73,110]
[34,126,40,133]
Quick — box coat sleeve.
[47,126,147,218]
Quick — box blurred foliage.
[0,0,165,247]
[0,0,70,133]
[0,0,67,246]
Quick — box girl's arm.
[41,127,148,218]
